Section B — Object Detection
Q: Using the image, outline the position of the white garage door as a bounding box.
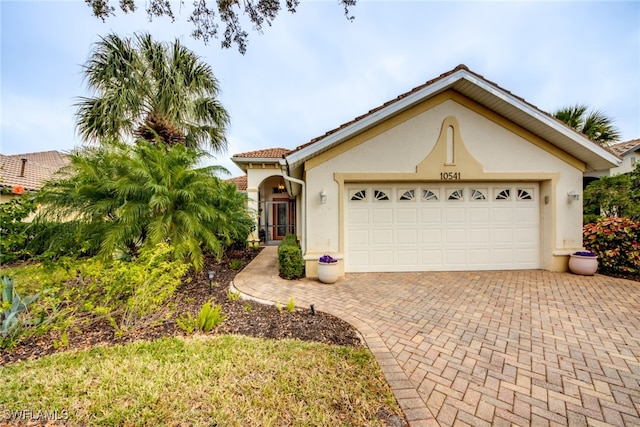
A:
[345,183,540,272]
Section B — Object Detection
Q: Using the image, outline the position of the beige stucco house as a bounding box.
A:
[231,65,620,277]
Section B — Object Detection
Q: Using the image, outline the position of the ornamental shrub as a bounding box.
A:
[0,197,36,264]
[583,217,640,274]
[278,235,304,279]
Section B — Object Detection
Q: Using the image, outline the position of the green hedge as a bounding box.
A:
[278,234,304,280]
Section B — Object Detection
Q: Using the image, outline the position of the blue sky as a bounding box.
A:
[1,0,639,176]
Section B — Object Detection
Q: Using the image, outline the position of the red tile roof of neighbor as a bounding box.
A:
[232,148,291,159]
[227,175,247,191]
[0,151,70,191]
[609,139,640,156]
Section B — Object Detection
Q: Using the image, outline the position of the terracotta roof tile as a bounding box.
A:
[608,139,640,156]
[232,148,291,159]
[0,151,70,191]
[227,175,247,191]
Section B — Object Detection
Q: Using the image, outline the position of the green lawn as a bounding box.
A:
[1,334,402,426]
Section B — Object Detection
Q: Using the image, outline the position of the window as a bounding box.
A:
[517,189,533,201]
[447,189,464,201]
[399,190,415,201]
[422,189,439,201]
[374,190,390,201]
[495,189,511,201]
[470,189,486,200]
[350,190,366,201]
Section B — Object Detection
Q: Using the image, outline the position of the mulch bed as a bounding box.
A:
[3,252,637,367]
[1,248,362,366]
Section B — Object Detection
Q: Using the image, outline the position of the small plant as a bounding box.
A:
[176,313,197,334]
[229,259,244,270]
[244,302,252,312]
[573,251,597,257]
[285,297,295,313]
[278,234,304,279]
[196,301,227,333]
[2,275,42,337]
[227,288,241,302]
[275,301,282,312]
[319,254,337,263]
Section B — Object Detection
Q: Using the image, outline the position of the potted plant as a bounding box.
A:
[568,251,598,276]
[318,254,339,284]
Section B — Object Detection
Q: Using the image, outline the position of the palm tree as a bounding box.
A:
[75,33,229,153]
[36,141,254,271]
[553,104,621,146]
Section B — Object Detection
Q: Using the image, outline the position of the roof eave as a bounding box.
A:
[284,68,621,172]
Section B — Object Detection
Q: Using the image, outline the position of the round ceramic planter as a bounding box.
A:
[568,254,598,276]
[317,261,339,284]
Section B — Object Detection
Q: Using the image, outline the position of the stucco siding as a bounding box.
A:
[304,97,585,271]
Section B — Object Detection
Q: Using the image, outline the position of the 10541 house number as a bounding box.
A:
[440,172,461,180]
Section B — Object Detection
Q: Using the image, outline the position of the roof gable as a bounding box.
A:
[284,65,620,173]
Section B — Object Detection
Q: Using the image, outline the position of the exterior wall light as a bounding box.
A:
[320,190,327,204]
[567,191,580,204]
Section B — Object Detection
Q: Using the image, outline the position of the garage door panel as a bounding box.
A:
[346,183,540,272]
[468,207,490,222]
[372,229,393,244]
[468,249,491,266]
[492,207,513,222]
[397,250,418,266]
[446,250,467,265]
[348,229,369,245]
[469,228,490,243]
[373,208,393,224]
[445,207,466,223]
[397,208,418,223]
[515,227,537,244]
[421,250,443,266]
[420,208,442,223]
[373,251,395,266]
[422,229,442,244]
[445,229,466,244]
[492,228,513,243]
[397,229,418,244]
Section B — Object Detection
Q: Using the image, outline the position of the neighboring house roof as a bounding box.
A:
[227,175,247,191]
[231,148,292,172]
[284,64,621,173]
[0,150,70,191]
[609,139,640,157]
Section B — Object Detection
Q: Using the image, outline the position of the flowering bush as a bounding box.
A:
[319,254,337,263]
[583,217,640,274]
[573,251,597,257]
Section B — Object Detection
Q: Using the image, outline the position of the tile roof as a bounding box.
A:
[0,151,70,191]
[232,148,291,159]
[227,175,247,191]
[608,139,640,156]
[290,64,560,155]
[287,64,609,160]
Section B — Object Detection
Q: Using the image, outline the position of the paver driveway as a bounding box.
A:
[233,247,640,426]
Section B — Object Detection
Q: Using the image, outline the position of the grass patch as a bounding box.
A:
[1,335,400,426]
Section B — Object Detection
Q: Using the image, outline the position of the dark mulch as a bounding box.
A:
[1,248,362,366]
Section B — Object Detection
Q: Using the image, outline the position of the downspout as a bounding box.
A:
[279,159,305,255]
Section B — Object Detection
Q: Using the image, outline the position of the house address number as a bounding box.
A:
[440,172,461,180]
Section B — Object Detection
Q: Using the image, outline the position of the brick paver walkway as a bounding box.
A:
[233,247,640,426]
